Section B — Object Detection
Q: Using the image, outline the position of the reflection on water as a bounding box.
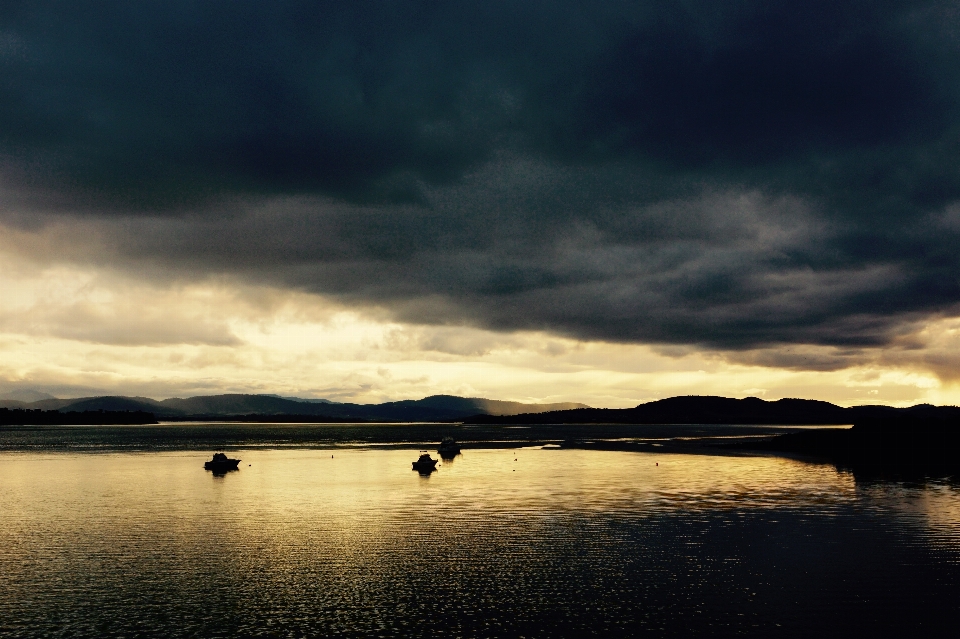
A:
[1,448,959,637]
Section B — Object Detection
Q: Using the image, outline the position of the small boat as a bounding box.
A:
[412,453,438,473]
[204,452,241,473]
[437,436,461,458]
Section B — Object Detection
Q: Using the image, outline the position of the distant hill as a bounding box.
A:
[53,396,166,413]
[463,395,960,425]
[158,394,320,416]
[0,398,76,411]
[0,393,590,422]
[0,389,56,402]
[277,396,337,404]
[2,393,957,425]
[382,395,587,416]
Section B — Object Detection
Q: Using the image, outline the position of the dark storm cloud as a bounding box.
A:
[2,1,960,351]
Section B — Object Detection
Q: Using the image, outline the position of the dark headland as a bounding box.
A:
[0,393,588,423]
[465,396,960,478]
[744,419,960,478]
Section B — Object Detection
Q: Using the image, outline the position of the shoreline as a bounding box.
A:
[2,420,957,481]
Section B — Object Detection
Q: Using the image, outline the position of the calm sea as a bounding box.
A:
[1,424,958,637]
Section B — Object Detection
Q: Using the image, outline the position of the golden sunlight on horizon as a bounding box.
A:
[1,253,960,406]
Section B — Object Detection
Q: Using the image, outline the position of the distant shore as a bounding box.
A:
[2,405,957,480]
[0,408,158,426]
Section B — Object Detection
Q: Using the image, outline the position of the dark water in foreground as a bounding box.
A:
[1,425,959,637]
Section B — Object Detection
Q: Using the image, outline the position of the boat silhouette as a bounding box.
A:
[437,436,461,458]
[412,453,438,473]
[204,452,241,473]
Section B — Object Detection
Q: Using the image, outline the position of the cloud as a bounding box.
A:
[0,300,240,346]
[1,1,960,355]
[0,260,244,346]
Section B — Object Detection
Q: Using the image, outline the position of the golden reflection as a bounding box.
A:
[2,448,960,637]
[0,448,859,532]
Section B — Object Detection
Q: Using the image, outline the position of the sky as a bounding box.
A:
[2,1,960,407]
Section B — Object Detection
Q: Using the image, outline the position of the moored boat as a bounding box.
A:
[204,452,241,472]
[412,453,438,473]
[437,436,461,457]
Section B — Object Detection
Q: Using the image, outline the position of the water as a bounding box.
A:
[0,421,823,452]
[1,427,959,637]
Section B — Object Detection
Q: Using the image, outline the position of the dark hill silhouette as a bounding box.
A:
[385,395,586,416]
[58,396,166,413]
[4,393,956,427]
[463,395,960,425]
[0,393,589,422]
[158,394,317,416]
[462,396,843,424]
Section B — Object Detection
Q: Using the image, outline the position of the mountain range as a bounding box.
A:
[0,394,589,422]
[3,393,958,425]
[463,395,960,425]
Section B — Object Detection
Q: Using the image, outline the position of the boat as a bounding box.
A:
[437,436,461,458]
[412,453,438,473]
[204,452,241,473]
